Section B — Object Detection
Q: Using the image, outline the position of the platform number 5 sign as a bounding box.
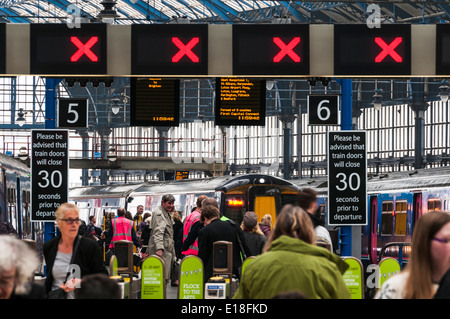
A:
[57,98,88,128]
[307,95,340,125]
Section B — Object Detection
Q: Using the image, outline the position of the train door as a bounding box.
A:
[248,185,280,226]
[254,195,276,228]
[369,195,378,264]
[413,192,422,229]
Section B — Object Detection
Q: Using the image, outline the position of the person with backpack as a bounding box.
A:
[86,216,103,247]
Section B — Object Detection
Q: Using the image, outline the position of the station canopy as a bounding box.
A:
[0,0,449,24]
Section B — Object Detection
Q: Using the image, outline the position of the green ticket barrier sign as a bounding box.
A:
[342,257,364,299]
[379,257,401,288]
[241,257,256,279]
[110,255,118,277]
[141,255,166,299]
[178,256,204,299]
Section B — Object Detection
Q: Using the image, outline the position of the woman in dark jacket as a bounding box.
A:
[43,203,107,298]
[241,211,266,256]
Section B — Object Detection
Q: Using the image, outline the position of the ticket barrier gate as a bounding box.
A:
[109,240,135,298]
[205,241,238,299]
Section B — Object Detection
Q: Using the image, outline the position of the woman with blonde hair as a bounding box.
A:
[234,204,350,299]
[259,214,272,238]
[376,211,450,299]
[241,211,266,256]
[44,203,107,298]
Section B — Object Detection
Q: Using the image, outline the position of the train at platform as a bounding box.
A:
[68,167,450,268]
[4,152,450,277]
[0,153,44,258]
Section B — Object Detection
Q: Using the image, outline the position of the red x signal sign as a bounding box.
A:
[172,37,199,63]
[273,37,301,63]
[374,37,403,63]
[70,36,99,62]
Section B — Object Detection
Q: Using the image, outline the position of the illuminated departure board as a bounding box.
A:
[215,78,265,126]
[130,78,180,127]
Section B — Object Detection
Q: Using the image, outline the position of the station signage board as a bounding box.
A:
[130,77,180,127]
[215,77,266,126]
[232,24,309,75]
[436,24,450,75]
[57,98,88,129]
[307,94,340,125]
[334,24,411,76]
[131,24,208,75]
[176,171,189,180]
[141,255,165,299]
[328,131,367,226]
[30,24,107,75]
[31,130,69,222]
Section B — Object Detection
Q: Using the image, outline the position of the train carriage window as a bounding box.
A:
[395,200,407,236]
[381,201,394,236]
[428,199,442,212]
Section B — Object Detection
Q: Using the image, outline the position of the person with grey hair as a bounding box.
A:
[44,203,107,299]
[147,194,176,282]
[0,235,43,299]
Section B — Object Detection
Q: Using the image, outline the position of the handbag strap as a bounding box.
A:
[227,220,247,260]
[64,235,81,283]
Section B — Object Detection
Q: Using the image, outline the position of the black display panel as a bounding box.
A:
[436,24,450,75]
[130,78,180,127]
[334,24,411,76]
[57,98,88,129]
[131,24,208,75]
[0,23,5,74]
[307,95,340,125]
[215,77,265,126]
[30,24,107,75]
[232,24,309,75]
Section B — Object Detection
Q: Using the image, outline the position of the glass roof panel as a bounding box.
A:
[0,0,449,24]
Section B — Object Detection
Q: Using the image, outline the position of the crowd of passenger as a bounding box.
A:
[1,187,450,299]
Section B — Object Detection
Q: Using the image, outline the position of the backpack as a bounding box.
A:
[78,220,87,236]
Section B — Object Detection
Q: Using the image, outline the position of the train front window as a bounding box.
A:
[223,195,247,225]
[280,194,297,207]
